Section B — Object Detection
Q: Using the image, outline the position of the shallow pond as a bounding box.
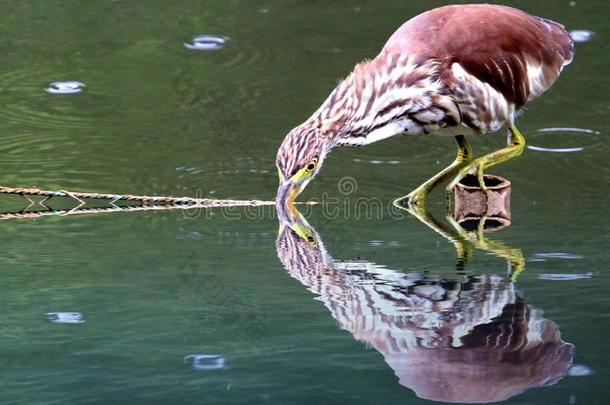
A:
[0,1,608,404]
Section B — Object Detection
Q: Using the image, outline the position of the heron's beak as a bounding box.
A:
[276,179,302,207]
[276,201,318,247]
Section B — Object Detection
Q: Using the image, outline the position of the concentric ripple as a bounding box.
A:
[0,68,99,130]
[46,312,85,324]
[568,364,594,377]
[527,127,600,153]
[538,273,593,281]
[45,81,85,94]
[175,157,272,179]
[184,35,229,51]
[529,252,584,261]
[183,354,226,370]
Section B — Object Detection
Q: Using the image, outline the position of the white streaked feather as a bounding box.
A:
[525,61,547,100]
[451,62,513,131]
[337,121,408,146]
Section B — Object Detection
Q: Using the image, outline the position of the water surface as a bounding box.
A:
[0,1,609,404]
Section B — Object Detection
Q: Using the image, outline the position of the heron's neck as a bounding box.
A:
[308,53,456,147]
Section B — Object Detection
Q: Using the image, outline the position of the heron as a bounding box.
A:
[275,4,574,207]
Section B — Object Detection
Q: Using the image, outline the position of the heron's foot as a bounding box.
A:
[406,187,429,208]
[395,135,474,211]
[446,159,488,192]
[393,187,429,212]
[447,125,526,193]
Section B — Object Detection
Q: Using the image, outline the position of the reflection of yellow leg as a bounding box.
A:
[394,135,473,209]
[445,215,525,281]
[455,239,473,271]
[399,201,475,269]
[447,125,525,191]
[400,195,525,280]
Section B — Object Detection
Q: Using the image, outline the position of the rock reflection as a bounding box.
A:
[276,207,573,403]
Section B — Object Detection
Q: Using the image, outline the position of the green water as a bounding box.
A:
[1,1,609,404]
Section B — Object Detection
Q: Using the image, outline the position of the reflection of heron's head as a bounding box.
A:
[276,205,319,248]
[276,205,333,284]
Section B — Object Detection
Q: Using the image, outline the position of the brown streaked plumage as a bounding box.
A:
[275,4,574,207]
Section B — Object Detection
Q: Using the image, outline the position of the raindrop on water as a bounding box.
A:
[568,364,594,377]
[184,354,226,370]
[45,81,85,94]
[538,273,593,281]
[184,35,229,51]
[46,312,85,324]
[527,146,584,153]
[528,127,599,154]
[537,127,599,134]
[530,252,584,261]
[570,30,595,43]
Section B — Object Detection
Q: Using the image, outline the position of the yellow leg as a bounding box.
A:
[394,135,473,209]
[446,125,525,192]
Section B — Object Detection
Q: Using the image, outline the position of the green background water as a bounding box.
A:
[0,0,608,404]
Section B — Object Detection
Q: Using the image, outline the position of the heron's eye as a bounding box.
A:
[305,157,318,172]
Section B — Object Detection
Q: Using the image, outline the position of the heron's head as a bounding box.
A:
[275,124,331,206]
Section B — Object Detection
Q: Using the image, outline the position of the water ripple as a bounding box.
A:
[527,127,600,154]
[527,146,584,153]
[353,158,402,165]
[568,364,594,376]
[537,127,600,134]
[538,273,593,281]
[169,30,268,126]
[174,157,271,179]
[183,354,226,370]
[570,30,595,43]
[45,81,85,94]
[184,35,229,51]
[46,312,85,324]
[0,69,99,130]
[530,252,584,261]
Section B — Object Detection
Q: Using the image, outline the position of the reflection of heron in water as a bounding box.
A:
[276,207,573,403]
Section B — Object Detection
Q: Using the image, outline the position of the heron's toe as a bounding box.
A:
[393,190,427,212]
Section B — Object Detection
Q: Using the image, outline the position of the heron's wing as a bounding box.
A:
[383,4,574,108]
